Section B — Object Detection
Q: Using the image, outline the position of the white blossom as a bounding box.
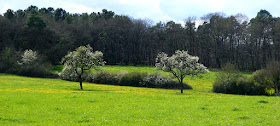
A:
[61,45,105,89]
[18,49,37,65]
[156,50,208,93]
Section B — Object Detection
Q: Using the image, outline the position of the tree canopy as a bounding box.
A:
[156,50,208,93]
[1,5,280,71]
[62,45,105,89]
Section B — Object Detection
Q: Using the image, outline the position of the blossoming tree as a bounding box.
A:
[62,45,105,90]
[156,50,208,93]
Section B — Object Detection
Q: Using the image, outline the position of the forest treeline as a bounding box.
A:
[1,5,280,71]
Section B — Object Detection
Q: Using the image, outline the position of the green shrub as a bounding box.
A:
[235,76,267,95]
[213,69,270,95]
[163,81,192,89]
[212,77,230,93]
[92,70,119,84]
[82,72,94,82]
[264,61,280,95]
[251,70,271,86]
[119,72,148,87]
[18,63,54,77]
[114,71,128,84]
[212,62,270,95]
[0,47,19,73]
[15,49,55,77]
[235,76,254,95]
[141,73,168,88]
[91,71,192,89]
[250,70,272,95]
[0,48,56,77]
[213,73,241,94]
[141,73,192,89]
[59,65,78,81]
[59,65,93,81]
[213,63,241,93]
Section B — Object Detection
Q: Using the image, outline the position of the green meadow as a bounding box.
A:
[1,66,280,125]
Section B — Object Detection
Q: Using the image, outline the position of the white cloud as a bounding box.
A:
[161,15,173,22]
[0,4,10,14]
[194,20,205,28]
[177,20,185,27]
[113,0,164,23]
[1,0,280,23]
[119,0,160,5]
[62,2,95,13]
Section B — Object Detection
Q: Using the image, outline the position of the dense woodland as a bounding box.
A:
[1,5,280,71]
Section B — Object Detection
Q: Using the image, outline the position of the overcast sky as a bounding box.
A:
[1,0,280,24]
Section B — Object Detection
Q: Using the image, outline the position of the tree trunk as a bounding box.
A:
[79,68,84,90]
[180,75,184,94]
[275,84,278,96]
[80,81,83,90]
[180,79,183,94]
[79,75,83,90]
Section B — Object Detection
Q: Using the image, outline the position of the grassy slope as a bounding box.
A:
[0,66,279,125]
[102,65,216,92]
[53,65,215,92]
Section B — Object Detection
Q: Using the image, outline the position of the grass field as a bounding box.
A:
[1,66,280,125]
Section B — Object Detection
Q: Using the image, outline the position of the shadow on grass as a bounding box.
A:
[238,116,250,120]
[71,89,113,92]
[258,100,269,104]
